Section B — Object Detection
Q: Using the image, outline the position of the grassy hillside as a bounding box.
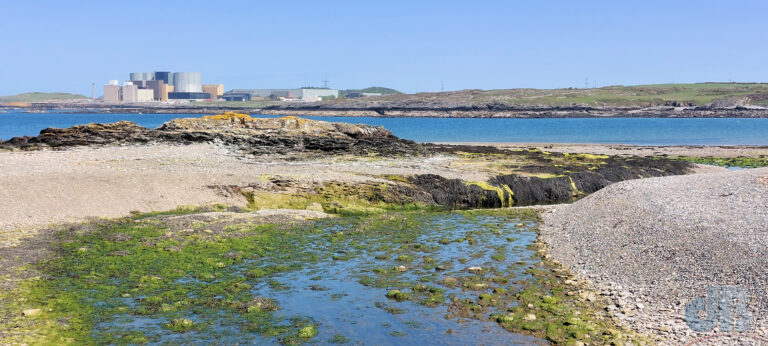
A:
[472,83,768,107]
[358,86,401,95]
[0,92,87,103]
[342,87,402,95]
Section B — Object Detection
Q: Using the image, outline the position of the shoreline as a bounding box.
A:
[8,102,768,118]
[434,142,768,158]
[1,114,764,343]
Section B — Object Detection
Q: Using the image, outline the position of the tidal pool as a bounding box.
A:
[89,212,547,344]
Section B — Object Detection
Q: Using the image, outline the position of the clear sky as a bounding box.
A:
[1,0,767,96]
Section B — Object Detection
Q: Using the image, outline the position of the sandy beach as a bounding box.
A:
[0,143,486,247]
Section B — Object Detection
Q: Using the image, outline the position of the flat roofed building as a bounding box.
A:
[146,80,167,101]
[228,89,301,99]
[202,84,223,99]
[122,84,138,103]
[103,85,121,103]
[299,88,339,101]
[137,89,154,102]
[168,92,211,100]
[222,93,251,102]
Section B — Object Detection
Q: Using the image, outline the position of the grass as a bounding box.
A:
[675,155,768,168]
[0,92,87,103]
[477,82,768,107]
[329,82,768,108]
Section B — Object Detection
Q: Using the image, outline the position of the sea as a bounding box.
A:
[1,111,768,145]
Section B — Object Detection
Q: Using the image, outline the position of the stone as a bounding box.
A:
[306,202,324,212]
[22,308,41,317]
[523,314,537,321]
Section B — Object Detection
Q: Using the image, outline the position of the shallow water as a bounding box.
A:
[93,213,546,344]
[3,111,768,145]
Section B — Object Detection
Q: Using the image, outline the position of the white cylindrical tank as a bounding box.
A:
[173,72,202,92]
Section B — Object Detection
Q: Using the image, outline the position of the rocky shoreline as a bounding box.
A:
[1,113,764,344]
[0,113,698,245]
[14,101,768,118]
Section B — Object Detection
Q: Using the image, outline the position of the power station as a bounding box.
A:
[103,71,222,103]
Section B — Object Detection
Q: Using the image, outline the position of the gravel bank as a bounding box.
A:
[540,168,768,343]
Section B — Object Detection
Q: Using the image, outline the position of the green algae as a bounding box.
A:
[0,205,644,345]
[675,155,768,168]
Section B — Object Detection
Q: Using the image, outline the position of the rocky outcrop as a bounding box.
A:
[0,121,153,149]
[405,153,691,208]
[0,113,422,155]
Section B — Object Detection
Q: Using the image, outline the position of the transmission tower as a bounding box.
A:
[322,78,329,89]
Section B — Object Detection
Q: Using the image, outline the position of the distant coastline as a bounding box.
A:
[4,102,768,118]
[6,83,768,118]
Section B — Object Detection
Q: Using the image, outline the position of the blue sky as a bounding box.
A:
[1,0,767,96]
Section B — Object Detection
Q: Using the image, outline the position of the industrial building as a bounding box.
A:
[202,84,224,100]
[222,88,338,102]
[173,72,202,92]
[122,83,138,103]
[168,92,211,100]
[300,88,339,101]
[103,81,121,103]
[103,71,222,103]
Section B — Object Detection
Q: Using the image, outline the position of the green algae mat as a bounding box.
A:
[0,208,646,345]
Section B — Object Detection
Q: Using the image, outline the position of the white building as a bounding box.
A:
[137,89,154,102]
[122,82,138,103]
[298,88,338,101]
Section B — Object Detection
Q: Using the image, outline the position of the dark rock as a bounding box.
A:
[0,113,424,156]
[409,174,502,209]
[0,121,152,150]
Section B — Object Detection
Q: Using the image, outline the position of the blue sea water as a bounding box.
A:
[1,111,768,145]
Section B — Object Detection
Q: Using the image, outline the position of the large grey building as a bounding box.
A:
[173,72,202,92]
[153,71,173,84]
[129,72,154,81]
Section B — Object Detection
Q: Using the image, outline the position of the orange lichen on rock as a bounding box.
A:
[203,112,254,120]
